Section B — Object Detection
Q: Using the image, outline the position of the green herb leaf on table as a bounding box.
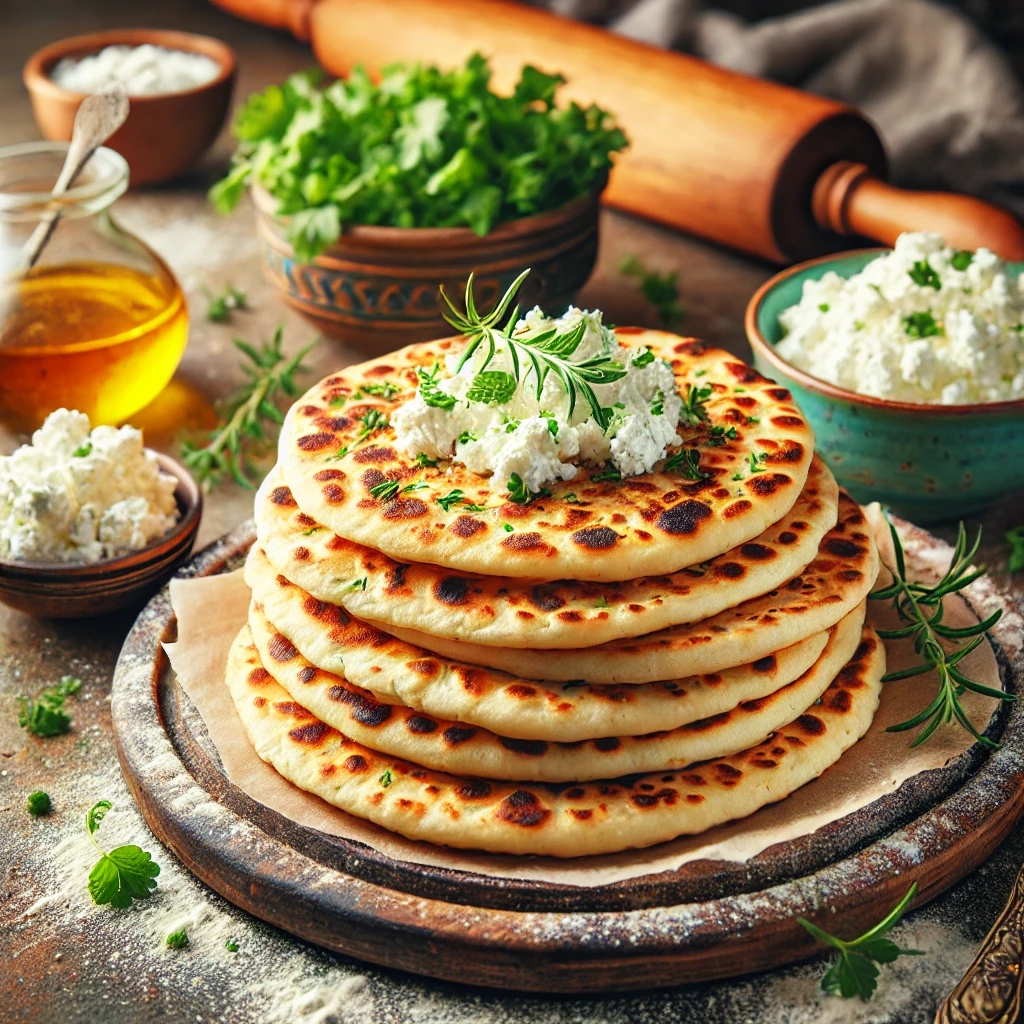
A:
[442,269,627,430]
[86,800,160,909]
[871,517,1012,748]
[798,883,923,1001]
[27,791,51,816]
[166,930,189,950]
[206,284,248,323]
[211,55,627,257]
[181,327,317,491]
[18,675,82,738]
[225,939,240,952]
[620,255,685,328]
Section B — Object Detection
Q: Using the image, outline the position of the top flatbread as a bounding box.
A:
[254,456,838,649]
[278,331,815,582]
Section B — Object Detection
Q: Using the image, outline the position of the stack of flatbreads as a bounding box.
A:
[228,331,885,858]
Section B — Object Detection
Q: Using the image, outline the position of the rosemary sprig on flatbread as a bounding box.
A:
[871,518,1011,749]
[440,269,628,428]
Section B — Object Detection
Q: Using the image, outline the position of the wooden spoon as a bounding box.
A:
[16,84,130,275]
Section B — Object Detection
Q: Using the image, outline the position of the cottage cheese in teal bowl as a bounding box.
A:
[745,248,1024,523]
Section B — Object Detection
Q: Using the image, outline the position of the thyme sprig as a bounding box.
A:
[181,327,317,490]
[871,517,1011,749]
[440,270,627,428]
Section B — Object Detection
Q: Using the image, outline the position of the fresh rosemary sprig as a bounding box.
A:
[181,327,317,490]
[871,517,1011,748]
[798,883,923,1001]
[440,269,627,428]
[663,448,707,481]
[680,384,712,428]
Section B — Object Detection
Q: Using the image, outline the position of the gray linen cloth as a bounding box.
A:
[540,0,1024,213]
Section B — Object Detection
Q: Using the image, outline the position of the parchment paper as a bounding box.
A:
[162,514,1003,886]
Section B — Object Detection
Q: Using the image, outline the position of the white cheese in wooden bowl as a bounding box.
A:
[776,232,1024,405]
[50,45,220,97]
[391,306,683,493]
[0,409,179,564]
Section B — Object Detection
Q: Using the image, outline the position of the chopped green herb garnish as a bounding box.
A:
[593,597,609,609]
[620,254,685,328]
[853,321,865,331]
[591,468,622,483]
[86,800,160,908]
[902,311,942,338]
[746,416,760,424]
[694,369,707,377]
[206,284,248,322]
[732,472,743,481]
[734,387,746,393]
[358,408,389,438]
[369,479,401,501]
[415,452,439,469]
[539,410,559,439]
[798,883,923,1001]
[327,444,351,462]
[225,939,239,952]
[506,473,551,504]
[707,425,739,447]
[356,381,400,400]
[503,415,521,433]
[466,370,517,405]
[908,259,941,290]
[73,442,93,458]
[503,523,514,532]
[748,452,768,473]
[562,493,581,503]
[436,489,468,512]
[27,791,51,816]
[379,770,393,788]
[417,364,458,411]
[631,347,655,367]
[402,482,428,493]
[343,577,368,592]
[18,676,82,738]
[664,448,708,481]
[457,430,479,444]
[302,526,323,536]
[818,303,829,312]
[329,394,348,408]
[650,390,665,417]
[166,930,190,950]
[950,250,974,272]
[680,384,712,428]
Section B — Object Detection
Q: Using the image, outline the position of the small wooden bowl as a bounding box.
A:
[251,184,602,353]
[0,453,202,619]
[745,249,1024,523]
[23,29,236,187]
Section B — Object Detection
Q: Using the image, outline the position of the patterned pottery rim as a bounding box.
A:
[745,248,1024,417]
[250,181,603,253]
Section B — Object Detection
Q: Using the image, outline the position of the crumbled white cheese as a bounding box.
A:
[391,307,682,492]
[0,409,180,564]
[775,232,1024,404]
[50,45,220,97]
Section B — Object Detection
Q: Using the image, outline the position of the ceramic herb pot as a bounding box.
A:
[746,249,1024,523]
[251,184,602,353]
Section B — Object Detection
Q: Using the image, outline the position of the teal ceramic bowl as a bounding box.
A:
[745,249,1024,523]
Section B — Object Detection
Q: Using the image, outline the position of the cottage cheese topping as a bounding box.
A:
[50,45,220,97]
[391,307,682,493]
[0,410,179,564]
[776,233,1024,404]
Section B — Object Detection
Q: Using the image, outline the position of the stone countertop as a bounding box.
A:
[2,2,1024,1022]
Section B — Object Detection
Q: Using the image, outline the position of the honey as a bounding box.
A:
[0,259,188,431]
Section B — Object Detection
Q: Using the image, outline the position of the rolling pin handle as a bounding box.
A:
[812,160,1024,260]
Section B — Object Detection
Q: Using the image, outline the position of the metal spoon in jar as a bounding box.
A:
[16,84,130,275]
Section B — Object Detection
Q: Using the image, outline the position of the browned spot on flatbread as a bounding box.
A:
[725,362,765,384]
[442,725,476,746]
[748,473,790,497]
[313,469,344,482]
[569,808,593,820]
[382,498,428,520]
[557,610,582,623]
[296,432,335,452]
[766,387,792,401]
[722,499,753,519]
[270,486,295,507]
[353,445,396,464]
[506,684,537,698]
[796,714,826,736]
[528,583,565,612]
[407,659,439,676]
[292,546,311,561]
[289,721,330,745]
[450,514,485,538]
[433,576,470,606]
[570,525,619,550]
[456,780,492,800]
[823,537,864,558]
[714,763,743,785]
[496,791,550,827]
[321,483,345,503]
[594,736,621,752]
[502,531,544,551]
[778,531,798,544]
[772,415,805,428]
[343,754,369,773]
[657,499,713,535]
[247,667,271,686]
[499,736,549,756]
[713,562,745,579]
[752,654,777,673]
[407,716,438,733]
[327,686,392,727]
[268,634,298,662]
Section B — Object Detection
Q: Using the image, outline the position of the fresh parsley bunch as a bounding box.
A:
[210,55,627,260]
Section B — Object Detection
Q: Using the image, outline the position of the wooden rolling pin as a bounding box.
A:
[211,0,1024,263]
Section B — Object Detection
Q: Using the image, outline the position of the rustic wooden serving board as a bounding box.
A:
[110,521,1024,993]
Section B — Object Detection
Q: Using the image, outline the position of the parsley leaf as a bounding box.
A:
[631,347,655,367]
[417,365,458,411]
[379,769,393,788]
[27,791,51,816]
[591,468,622,483]
[166,930,190,950]
[466,370,517,405]
[707,425,738,447]
[85,801,160,909]
[415,452,440,469]
[902,312,942,338]
[908,259,941,290]
[950,249,974,272]
[798,883,923,1001]
[620,255,685,328]
[73,442,92,458]
[436,489,468,512]
[507,473,551,504]
[18,676,82,738]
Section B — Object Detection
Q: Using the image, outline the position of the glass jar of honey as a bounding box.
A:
[0,142,188,431]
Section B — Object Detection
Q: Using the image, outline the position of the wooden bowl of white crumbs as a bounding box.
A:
[0,453,201,619]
